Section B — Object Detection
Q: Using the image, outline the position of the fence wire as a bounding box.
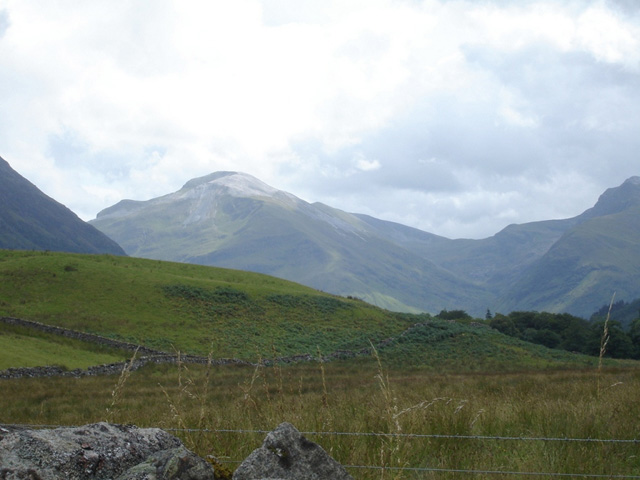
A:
[165,427,639,444]
[4,424,640,478]
[172,427,640,478]
[341,465,640,478]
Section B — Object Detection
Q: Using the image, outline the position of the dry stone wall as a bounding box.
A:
[0,316,453,380]
[0,316,163,355]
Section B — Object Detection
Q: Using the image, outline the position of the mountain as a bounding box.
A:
[91,172,640,317]
[0,156,126,255]
[494,177,640,318]
[358,176,640,317]
[91,171,489,313]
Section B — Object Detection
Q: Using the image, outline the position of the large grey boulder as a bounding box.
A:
[0,422,217,480]
[232,422,353,480]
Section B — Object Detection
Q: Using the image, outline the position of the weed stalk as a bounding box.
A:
[597,292,615,398]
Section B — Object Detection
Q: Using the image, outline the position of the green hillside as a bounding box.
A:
[0,322,128,370]
[0,249,412,361]
[497,206,640,317]
[370,320,605,370]
[90,172,640,319]
[0,249,622,372]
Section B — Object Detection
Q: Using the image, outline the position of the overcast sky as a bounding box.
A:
[1,0,639,239]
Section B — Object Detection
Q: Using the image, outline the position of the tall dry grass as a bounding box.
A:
[596,293,615,398]
[1,360,639,479]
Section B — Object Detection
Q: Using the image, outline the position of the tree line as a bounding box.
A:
[489,311,640,359]
[435,308,640,360]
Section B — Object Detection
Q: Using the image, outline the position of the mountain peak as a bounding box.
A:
[181,171,284,199]
[622,176,640,186]
[181,172,300,204]
[582,175,640,219]
[181,171,238,190]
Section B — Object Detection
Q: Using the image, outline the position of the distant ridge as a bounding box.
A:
[91,171,640,317]
[0,156,126,255]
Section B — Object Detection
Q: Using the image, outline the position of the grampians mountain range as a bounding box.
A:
[85,169,640,318]
[2,154,638,318]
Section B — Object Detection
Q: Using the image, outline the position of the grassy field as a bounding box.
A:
[1,249,639,478]
[1,361,638,479]
[0,249,411,360]
[0,321,128,370]
[0,249,624,372]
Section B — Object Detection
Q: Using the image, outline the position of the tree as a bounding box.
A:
[524,328,562,349]
[436,309,472,321]
[630,318,640,359]
[588,320,634,359]
[489,314,517,336]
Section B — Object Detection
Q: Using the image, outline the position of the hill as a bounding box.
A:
[591,297,640,329]
[496,205,640,317]
[0,249,609,371]
[0,249,413,360]
[492,177,640,317]
[90,172,488,314]
[90,172,640,317]
[0,156,126,255]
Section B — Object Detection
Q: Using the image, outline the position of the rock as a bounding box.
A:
[117,445,218,480]
[0,422,217,480]
[232,422,353,480]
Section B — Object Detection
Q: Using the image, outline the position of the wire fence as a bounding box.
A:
[194,428,640,478]
[166,427,640,444]
[5,424,640,478]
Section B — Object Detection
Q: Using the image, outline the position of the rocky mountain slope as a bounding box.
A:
[90,172,640,317]
[0,156,126,255]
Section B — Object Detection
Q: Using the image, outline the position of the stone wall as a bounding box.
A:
[0,316,456,380]
[0,316,163,355]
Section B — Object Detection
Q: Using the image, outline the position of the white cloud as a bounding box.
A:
[355,154,381,172]
[0,0,639,238]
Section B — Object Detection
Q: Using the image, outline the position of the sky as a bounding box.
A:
[1,0,639,239]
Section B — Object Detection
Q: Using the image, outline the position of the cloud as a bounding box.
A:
[0,0,639,238]
[0,8,8,38]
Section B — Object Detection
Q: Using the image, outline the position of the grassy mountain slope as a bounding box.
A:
[0,156,126,255]
[0,249,612,372]
[90,171,640,318]
[357,213,576,293]
[187,201,491,314]
[0,249,413,359]
[497,206,640,317]
[91,172,490,314]
[359,177,640,316]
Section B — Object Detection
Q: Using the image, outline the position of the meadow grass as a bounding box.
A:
[0,250,412,359]
[0,322,129,370]
[1,249,618,373]
[1,360,638,479]
[2,249,639,478]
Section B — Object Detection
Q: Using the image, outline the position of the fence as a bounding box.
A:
[176,428,640,478]
[5,424,639,478]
